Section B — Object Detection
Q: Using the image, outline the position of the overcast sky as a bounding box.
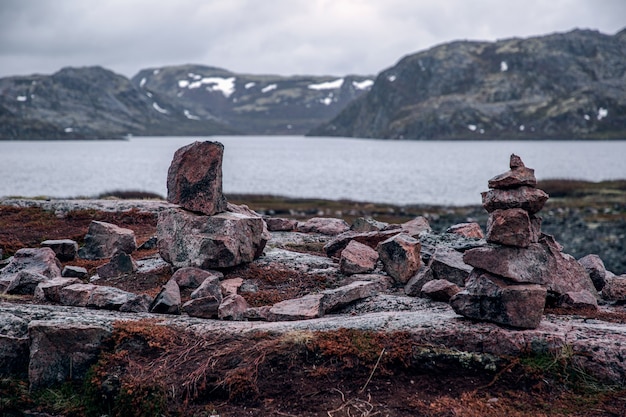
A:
[0,0,624,79]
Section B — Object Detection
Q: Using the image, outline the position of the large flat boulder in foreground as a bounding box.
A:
[157,208,267,269]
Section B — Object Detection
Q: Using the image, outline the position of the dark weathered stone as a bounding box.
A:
[481,186,549,214]
[486,209,540,247]
[34,277,82,303]
[463,235,597,297]
[324,229,401,259]
[488,161,537,189]
[166,141,227,216]
[78,221,137,260]
[404,264,435,296]
[450,270,547,329]
[268,294,325,321]
[428,247,472,287]
[602,274,626,302]
[61,265,88,279]
[59,283,97,307]
[150,279,181,315]
[339,240,379,275]
[87,286,138,310]
[320,281,380,313]
[157,208,266,269]
[120,294,154,313]
[190,275,223,303]
[558,290,598,310]
[351,217,392,233]
[96,251,138,279]
[420,279,461,302]
[172,267,222,289]
[182,296,221,319]
[41,239,78,262]
[377,233,421,284]
[578,254,607,291]
[5,271,49,295]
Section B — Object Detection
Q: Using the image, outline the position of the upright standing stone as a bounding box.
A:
[166,141,227,215]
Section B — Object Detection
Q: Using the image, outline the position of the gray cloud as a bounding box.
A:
[0,0,624,78]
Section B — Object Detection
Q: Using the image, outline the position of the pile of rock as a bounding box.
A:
[450,155,597,329]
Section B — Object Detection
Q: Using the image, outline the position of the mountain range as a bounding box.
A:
[1,28,624,140]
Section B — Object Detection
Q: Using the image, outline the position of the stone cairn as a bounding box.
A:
[157,141,268,270]
[450,154,597,329]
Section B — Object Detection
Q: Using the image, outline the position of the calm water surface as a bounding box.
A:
[1,136,625,206]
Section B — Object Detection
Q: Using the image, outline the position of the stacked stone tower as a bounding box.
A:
[451,154,597,329]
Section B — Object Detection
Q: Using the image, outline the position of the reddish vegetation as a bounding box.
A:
[3,204,626,416]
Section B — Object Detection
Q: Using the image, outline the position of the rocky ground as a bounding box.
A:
[1,180,625,417]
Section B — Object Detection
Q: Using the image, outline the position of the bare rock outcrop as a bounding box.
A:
[0,248,62,294]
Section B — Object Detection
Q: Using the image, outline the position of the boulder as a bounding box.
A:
[481,186,549,214]
[265,217,298,232]
[137,236,158,250]
[95,251,138,279]
[296,217,350,236]
[351,217,392,232]
[404,264,435,296]
[59,283,97,307]
[166,140,227,215]
[182,296,221,319]
[5,271,49,295]
[220,278,243,297]
[485,209,541,247]
[462,235,597,297]
[558,290,598,310]
[87,286,138,310]
[150,279,181,314]
[428,247,472,287]
[377,234,421,284]
[324,229,401,259]
[190,275,223,302]
[28,320,111,389]
[78,221,137,260]
[218,294,249,320]
[0,334,29,376]
[119,294,154,313]
[450,270,547,329]
[172,267,222,289]
[578,254,607,291]
[0,248,61,293]
[602,274,626,302]
[420,279,461,302]
[41,239,78,261]
[33,277,81,303]
[446,222,484,239]
[62,265,88,279]
[157,208,267,269]
[339,240,379,275]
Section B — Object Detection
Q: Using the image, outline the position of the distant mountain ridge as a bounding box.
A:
[309,28,626,139]
[0,64,373,140]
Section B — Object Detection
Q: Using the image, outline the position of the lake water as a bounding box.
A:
[1,136,625,206]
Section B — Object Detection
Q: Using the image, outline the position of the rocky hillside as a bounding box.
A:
[0,66,237,140]
[0,64,373,139]
[131,64,374,135]
[309,28,626,139]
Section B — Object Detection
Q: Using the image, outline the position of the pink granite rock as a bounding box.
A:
[339,240,379,275]
[166,141,227,215]
[487,154,537,189]
[377,233,421,284]
[265,217,298,232]
[172,267,223,289]
[150,279,181,315]
[0,247,62,293]
[446,222,484,239]
[485,208,541,247]
[78,221,137,260]
[420,279,461,302]
[481,186,549,214]
[95,251,138,279]
[558,290,598,310]
[218,294,249,320]
[297,217,350,236]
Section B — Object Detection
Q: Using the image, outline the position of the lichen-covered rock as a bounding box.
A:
[0,248,62,293]
[157,207,266,269]
[87,286,138,310]
[377,233,422,284]
[266,217,298,232]
[59,283,97,307]
[166,140,227,216]
[34,277,81,303]
[78,221,137,260]
[339,240,379,275]
[578,254,608,291]
[150,279,181,315]
[602,274,626,302]
[428,247,472,287]
[404,264,435,296]
[351,217,393,233]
